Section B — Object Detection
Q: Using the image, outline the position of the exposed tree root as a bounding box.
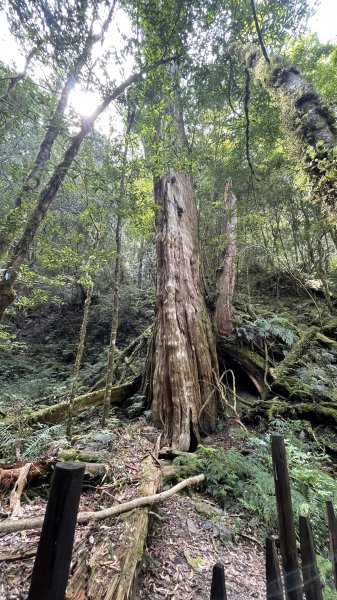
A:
[0,473,205,534]
[217,338,269,398]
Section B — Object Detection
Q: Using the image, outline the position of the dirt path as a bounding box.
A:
[137,494,265,599]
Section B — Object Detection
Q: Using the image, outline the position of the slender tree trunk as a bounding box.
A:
[0,56,174,319]
[137,241,146,289]
[0,9,116,259]
[215,179,237,335]
[66,279,93,439]
[0,47,35,115]
[101,109,135,426]
[101,214,122,427]
[151,170,219,451]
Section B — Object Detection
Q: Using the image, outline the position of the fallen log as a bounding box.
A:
[0,473,205,535]
[0,459,112,493]
[87,453,162,600]
[23,377,140,426]
[0,460,50,492]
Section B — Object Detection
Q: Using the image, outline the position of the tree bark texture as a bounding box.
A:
[267,63,337,214]
[152,170,219,451]
[215,179,237,336]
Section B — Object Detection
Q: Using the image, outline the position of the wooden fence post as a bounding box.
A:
[266,537,284,600]
[326,501,337,591]
[210,562,227,600]
[28,462,84,600]
[299,515,323,600]
[271,435,303,600]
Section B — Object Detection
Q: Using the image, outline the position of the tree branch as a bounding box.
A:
[0,473,204,534]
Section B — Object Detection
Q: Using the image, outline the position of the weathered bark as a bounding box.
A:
[67,280,93,438]
[84,454,162,600]
[0,459,109,494]
[215,179,237,335]
[0,460,49,493]
[152,170,219,451]
[0,56,175,318]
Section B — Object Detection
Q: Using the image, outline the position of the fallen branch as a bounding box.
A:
[9,462,32,516]
[0,474,205,535]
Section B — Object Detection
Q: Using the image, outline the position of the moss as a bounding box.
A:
[316,332,337,349]
[273,326,317,383]
[294,403,337,426]
[266,397,287,420]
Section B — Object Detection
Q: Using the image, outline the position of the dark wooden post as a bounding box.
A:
[326,501,337,591]
[28,463,84,600]
[299,515,323,600]
[210,562,227,600]
[266,537,284,600]
[271,435,303,600]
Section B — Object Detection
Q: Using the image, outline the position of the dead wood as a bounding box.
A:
[87,454,162,600]
[0,459,111,495]
[0,460,49,492]
[20,377,140,426]
[0,545,37,561]
[9,462,32,515]
[0,474,205,534]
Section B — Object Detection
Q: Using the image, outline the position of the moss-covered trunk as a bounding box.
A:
[264,62,337,215]
[151,170,219,451]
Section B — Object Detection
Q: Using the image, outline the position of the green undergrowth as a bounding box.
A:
[174,420,337,546]
[174,419,337,596]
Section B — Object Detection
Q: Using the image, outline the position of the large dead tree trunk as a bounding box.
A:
[151,170,219,451]
[215,179,237,335]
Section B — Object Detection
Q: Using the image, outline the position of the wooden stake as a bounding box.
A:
[271,435,303,600]
[327,501,337,591]
[210,563,227,600]
[299,515,323,600]
[28,463,84,600]
[266,537,284,600]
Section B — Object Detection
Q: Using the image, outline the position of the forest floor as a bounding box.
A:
[0,416,265,600]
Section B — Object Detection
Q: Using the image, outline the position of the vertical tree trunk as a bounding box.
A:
[0,11,116,259]
[265,63,337,214]
[152,170,219,451]
[0,59,171,319]
[101,214,122,427]
[215,179,237,336]
[101,108,135,426]
[67,279,93,439]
